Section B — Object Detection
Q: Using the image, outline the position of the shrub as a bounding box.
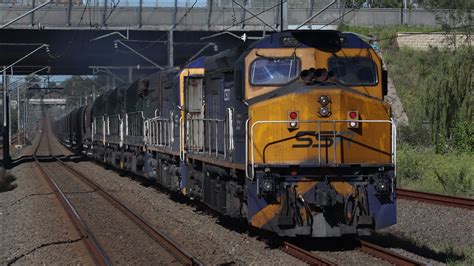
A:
[397,145,474,197]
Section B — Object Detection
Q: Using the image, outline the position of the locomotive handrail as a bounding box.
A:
[247,119,396,181]
[186,117,225,157]
[185,108,234,160]
[125,112,145,146]
[92,116,106,145]
[180,116,185,162]
[144,115,173,148]
[106,114,121,135]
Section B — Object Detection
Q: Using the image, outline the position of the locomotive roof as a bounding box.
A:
[251,30,371,50]
[184,56,206,68]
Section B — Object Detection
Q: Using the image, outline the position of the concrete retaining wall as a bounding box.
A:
[397,32,471,50]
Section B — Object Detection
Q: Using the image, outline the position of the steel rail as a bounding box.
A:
[55,158,202,266]
[33,129,111,265]
[281,242,336,266]
[355,238,424,265]
[397,188,474,210]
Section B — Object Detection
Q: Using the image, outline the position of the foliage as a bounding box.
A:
[60,76,110,107]
[397,145,473,196]
[345,0,402,8]
[385,47,474,151]
[421,0,473,48]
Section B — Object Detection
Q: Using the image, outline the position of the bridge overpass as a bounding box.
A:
[1,0,441,76]
[1,0,438,31]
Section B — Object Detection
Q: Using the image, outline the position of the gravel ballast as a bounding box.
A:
[375,199,474,264]
[0,163,92,265]
[40,162,180,265]
[67,161,307,265]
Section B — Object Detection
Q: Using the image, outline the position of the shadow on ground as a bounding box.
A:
[0,171,17,192]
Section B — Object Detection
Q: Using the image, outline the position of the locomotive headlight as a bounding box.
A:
[319,106,330,117]
[374,178,391,197]
[262,180,273,192]
[319,95,330,106]
[260,177,276,197]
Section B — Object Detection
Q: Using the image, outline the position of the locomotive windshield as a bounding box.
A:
[250,57,300,85]
[328,57,378,86]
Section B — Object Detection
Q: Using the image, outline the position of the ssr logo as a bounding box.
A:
[292,131,355,148]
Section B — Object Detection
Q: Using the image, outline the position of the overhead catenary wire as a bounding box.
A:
[170,0,198,30]
[113,0,199,55]
[223,0,288,32]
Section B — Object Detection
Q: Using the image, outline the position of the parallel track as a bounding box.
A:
[281,242,336,266]
[55,158,202,265]
[34,119,202,265]
[397,188,474,210]
[33,121,111,265]
[355,238,424,265]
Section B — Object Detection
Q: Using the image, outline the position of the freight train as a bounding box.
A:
[53,30,397,237]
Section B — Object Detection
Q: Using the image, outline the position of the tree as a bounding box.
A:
[422,0,473,48]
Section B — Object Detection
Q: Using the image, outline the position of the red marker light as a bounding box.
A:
[289,111,298,120]
[349,111,358,119]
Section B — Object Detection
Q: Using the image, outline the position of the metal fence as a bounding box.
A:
[0,0,335,8]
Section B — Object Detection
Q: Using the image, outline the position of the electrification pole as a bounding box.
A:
[17,82,20,145]
[2,68,10,164]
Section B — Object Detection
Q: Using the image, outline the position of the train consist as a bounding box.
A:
[53,30,397,237]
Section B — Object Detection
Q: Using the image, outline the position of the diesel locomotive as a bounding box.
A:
[53,30,397,237]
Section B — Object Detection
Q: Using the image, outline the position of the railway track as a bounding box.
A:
[280,242,336,266]
[397,188,474,210]
[54,158,202,265]
[33,120,202,265]
[33,121,111,265]
[354,238,424,265]
[33,156,112,265]
[281,238,424,266]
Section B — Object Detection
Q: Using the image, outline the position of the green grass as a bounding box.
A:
[397,145,474,197]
